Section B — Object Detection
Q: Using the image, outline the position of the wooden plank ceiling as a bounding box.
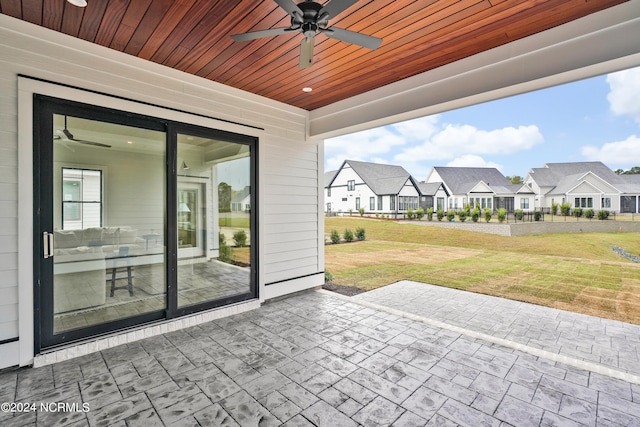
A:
[1,0,628,110]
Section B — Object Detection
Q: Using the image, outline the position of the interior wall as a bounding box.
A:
[0,14,323,369]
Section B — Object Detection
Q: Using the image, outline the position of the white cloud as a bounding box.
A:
[607,67,640,123]
[324,126,406,171]
[581,135,640,165]
[394,123,543,162]
[446,155,503,170]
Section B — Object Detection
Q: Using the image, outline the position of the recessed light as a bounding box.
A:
[302,87,313,93]
[67,0,87,7]
[127,141,133,144]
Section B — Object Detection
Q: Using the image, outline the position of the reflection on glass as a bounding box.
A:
[52,115,166,333]
[177,134,251,308]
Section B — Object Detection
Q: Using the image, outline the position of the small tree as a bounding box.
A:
[233,230,247,247]
[534,210,542,221]
[437,209,445,221]
[355,227,366,240]
[484,208,492,223]
[415,207,425,220]
[515,209,524,220]
[551,202,559,216]
[598,210,609,220]
[471,207,480,222]
[497,208,507,223]
[406,207,415,220]
[573,207,582,218]
[584,208,594,219]
[560,203,571,216]
[447,210,455,222]
[358,207,365,217]
[343,228,354,242]
[458,210,467,222]
[426,207,434,221]
[330,229,340,244]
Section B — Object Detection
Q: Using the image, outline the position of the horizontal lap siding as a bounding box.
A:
[0,15,316,363]
[263,139,320,284]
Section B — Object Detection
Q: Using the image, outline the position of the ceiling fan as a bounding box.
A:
[231,0,382,68]
[53,116,111,148]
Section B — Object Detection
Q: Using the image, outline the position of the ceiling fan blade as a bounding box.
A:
[231,27,293,42]
[323,27,382,50]
[319,0,358,19]
[72,140,112,148]
[273,0,303,18]
[299,37,315,68]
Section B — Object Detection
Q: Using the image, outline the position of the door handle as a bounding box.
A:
[43,232,54,259]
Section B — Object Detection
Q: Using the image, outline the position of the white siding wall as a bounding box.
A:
[0,15,322,368]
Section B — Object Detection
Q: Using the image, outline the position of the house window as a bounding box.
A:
[399,196,418,210]
[347,180,355,191]
[355,197,360,210]
[370,197,375,210]
[390,196,396,211]
[575,197,593,208]
[521,198,529,209]
[602,197,611,208]
[341,197,347,202]
[62,168,102,230]
[327,187,331,197]
[377,196,383,210]
[437,197,444,211]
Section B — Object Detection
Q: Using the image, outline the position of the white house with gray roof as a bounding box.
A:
[325,160,423,215]
[525,162,640,213]
[425,167,536,212]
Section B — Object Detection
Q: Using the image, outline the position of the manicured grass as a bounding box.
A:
[325,217,640,324]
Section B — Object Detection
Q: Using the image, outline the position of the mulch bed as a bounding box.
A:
[322,283,366,297]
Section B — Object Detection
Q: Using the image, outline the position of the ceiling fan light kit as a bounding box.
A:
[231,0,382,68]
[66,0,87,7]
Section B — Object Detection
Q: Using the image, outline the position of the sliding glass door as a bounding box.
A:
[34,96,256,350]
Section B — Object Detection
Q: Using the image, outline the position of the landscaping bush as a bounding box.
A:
[415,207,425,220]
[584,208,594,219]
[447,210,455,222]
[560,202,571,216]
[484,208,492,223]
[437,209,445,221]
[355,227,366,241]
[551,202,559,216]
[406,207,415,220]
[426,207,434,221]
[233,230,247,247]
[515,209,524,220]
[330,229,340,244]
[534,210,542,221]
[358,207,365,217]
[348,209,353,216]
[497,208,507,223]
[458,210,467,222]
[218,233,233,262]
[343,228,354,242]
[598,210,610,220]
[471,207,480,222]
[573,207,582,218]
[324,270,333,284]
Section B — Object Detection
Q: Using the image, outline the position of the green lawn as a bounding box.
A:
[325,217,640,324]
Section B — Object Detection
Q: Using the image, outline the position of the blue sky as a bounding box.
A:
[325,65,640,180]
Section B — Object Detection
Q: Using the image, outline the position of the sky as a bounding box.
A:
[325,65,640,181]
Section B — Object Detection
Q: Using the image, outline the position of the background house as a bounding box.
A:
[525,162,640,213]
[325,160,420,216]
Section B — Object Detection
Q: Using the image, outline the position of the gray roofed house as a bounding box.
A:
[525,162,640,213]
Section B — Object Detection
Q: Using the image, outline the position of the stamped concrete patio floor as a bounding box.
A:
[1,281,640,426]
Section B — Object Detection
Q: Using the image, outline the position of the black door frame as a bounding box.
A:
[33,95,258,352]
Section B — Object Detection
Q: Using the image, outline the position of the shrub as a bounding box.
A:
[343,228,354,242]
[598,210,609,220]
[447,210,455,222]
[458,210,467,222]
[348,209,353,216]
[358,207,365,217]
[355,227,366,241]
[233,230,247,247]
[406,207,415,220]
[218,233,233,262]
[497,208,507,223]
[463,203,471,215]
[573,207,582,218]
[551,202,559,215]
[515,209,524,220]
[324,270,333,284]
[534,210,542,221]
[426,207,434,221]
[437,209,445,221]
[560,203,571,216]
[471,207,480,222]
[415,207,425,220]
[330,229,340,244]
[484,208,492,222]
[584,208,594,219]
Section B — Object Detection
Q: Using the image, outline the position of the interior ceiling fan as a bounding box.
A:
[53,116,111,148]
[231,0,382,68]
